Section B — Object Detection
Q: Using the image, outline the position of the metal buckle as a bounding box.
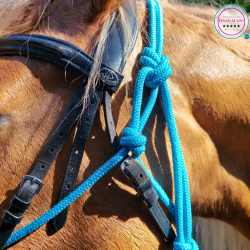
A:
[120,156,133,178]
[20,175,43,194]
[120,156,142,179]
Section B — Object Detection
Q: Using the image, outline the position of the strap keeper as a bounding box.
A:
[135,180,153,197]
[21,175,43,194]
[2,210,24,225]
[143,190,159,207]
[10,195,31,211]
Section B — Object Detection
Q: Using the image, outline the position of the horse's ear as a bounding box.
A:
[83,0,127,23]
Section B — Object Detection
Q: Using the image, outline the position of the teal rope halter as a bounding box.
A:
[5,0,198,249]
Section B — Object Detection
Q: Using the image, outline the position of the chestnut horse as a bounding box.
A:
[0,0,249,249]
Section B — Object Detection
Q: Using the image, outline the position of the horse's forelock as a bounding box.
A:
[0,0,129,37]
[0,0,52,37]
[82,0,129,24]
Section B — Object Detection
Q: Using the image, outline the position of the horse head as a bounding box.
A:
[0,0,249,249]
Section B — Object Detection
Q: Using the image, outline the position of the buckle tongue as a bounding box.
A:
[20,175,43,194]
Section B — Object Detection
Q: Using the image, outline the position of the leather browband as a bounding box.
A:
[0,34,123,93]
[0,1,139,248]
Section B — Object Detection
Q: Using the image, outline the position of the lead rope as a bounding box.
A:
[4,0,198,249]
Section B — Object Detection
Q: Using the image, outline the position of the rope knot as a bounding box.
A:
[173,239,199,250]
[139,47,172,88]
[120,127,147,156]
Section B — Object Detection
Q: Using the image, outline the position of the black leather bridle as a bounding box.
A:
[0,1,138,247]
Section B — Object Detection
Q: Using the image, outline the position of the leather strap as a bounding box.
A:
[99,0,139,152]
[0,80,87,248]
[0,34,123,93]
[100,1,139,73]
[49,0,138,232]
[120,156,176,244]
[48,83,103,232]
[103,89,121,153]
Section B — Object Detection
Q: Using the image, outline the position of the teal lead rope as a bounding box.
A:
[5,0,198,249]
